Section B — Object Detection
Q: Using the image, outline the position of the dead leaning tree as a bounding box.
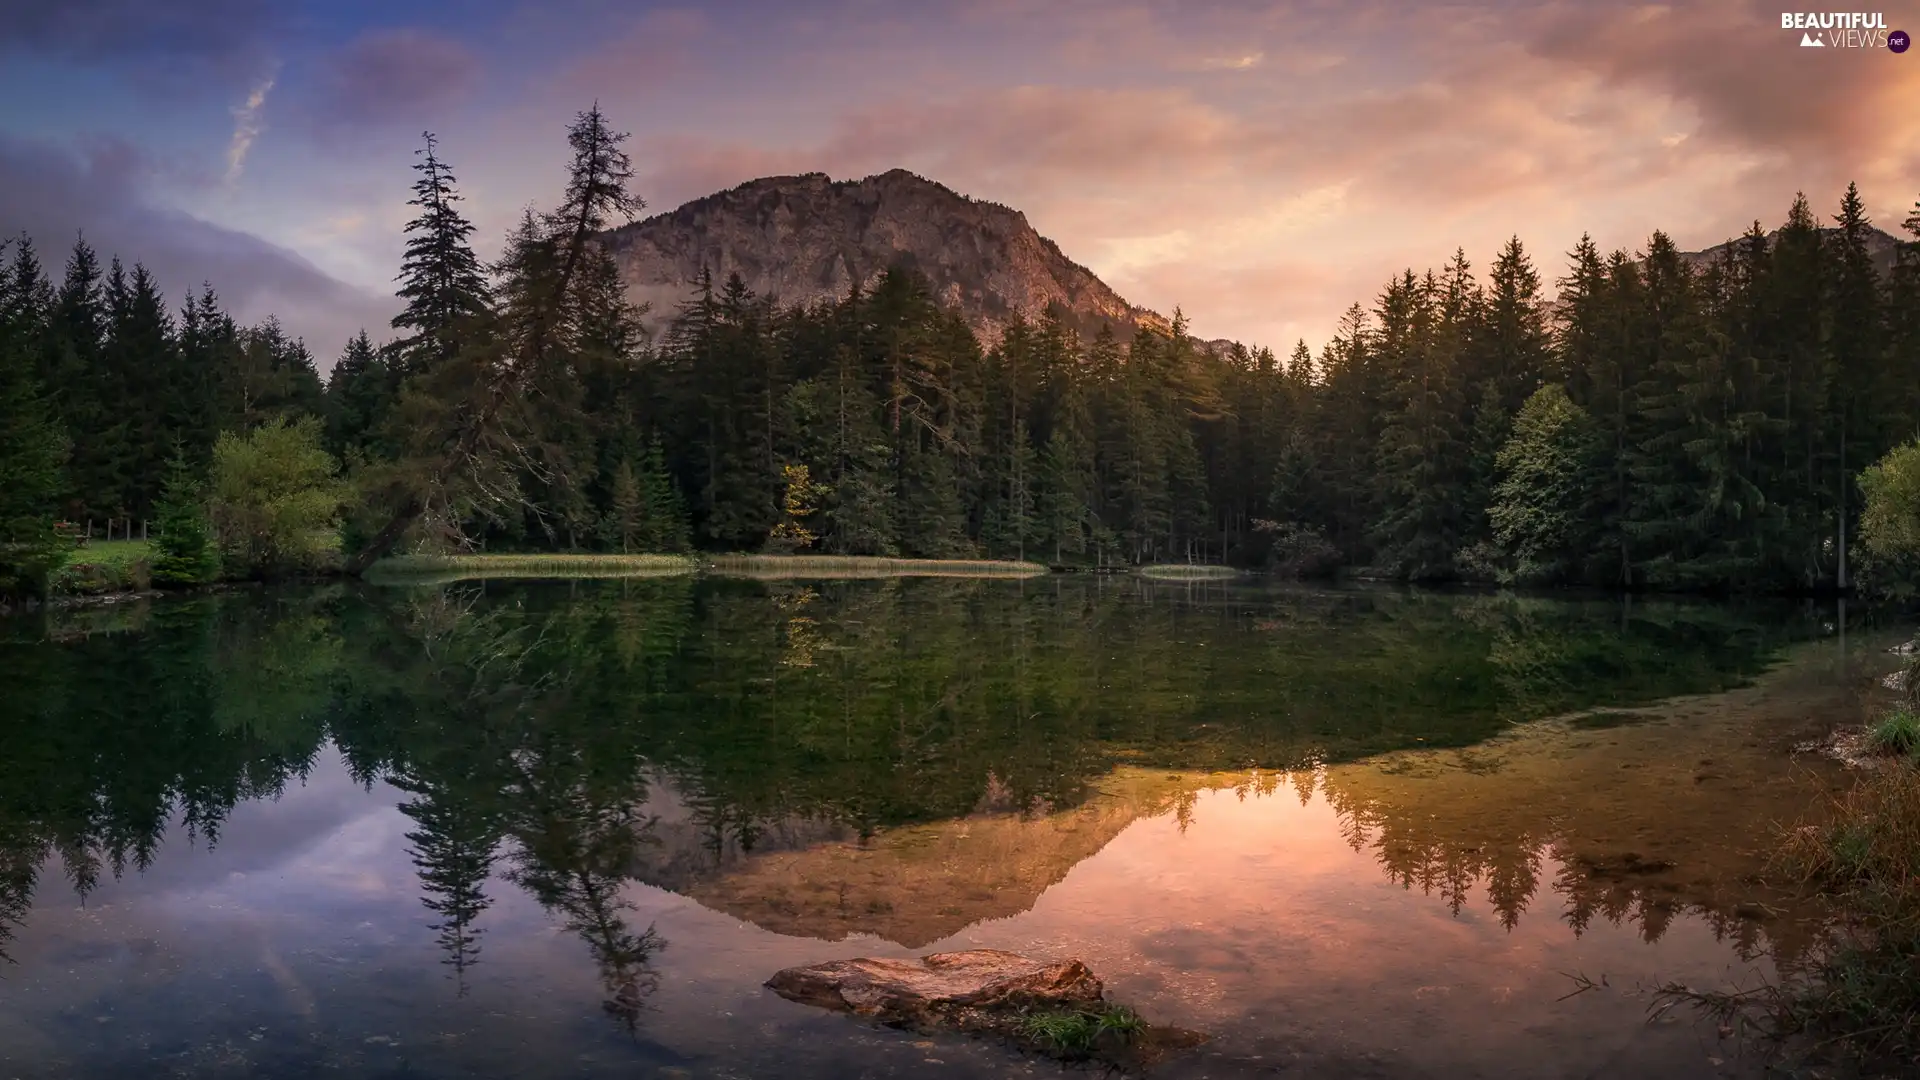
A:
[346,105,644,576]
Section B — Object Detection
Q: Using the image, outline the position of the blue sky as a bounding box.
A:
[2,0,1915,364]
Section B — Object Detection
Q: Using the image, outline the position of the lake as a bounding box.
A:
[0,577,1902,1079]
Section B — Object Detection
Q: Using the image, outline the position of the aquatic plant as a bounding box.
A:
[1016,1003,1147,1058]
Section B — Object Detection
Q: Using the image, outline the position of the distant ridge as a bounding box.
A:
[1679,224,1905,275]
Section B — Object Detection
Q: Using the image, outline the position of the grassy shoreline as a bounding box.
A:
[1658,641,1920,1074]
[1138,564,1242,580]
[362,553,698,584]
[700,554,1048,579]
[360,551,1050,584]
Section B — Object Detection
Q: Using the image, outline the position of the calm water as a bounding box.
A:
[0,577,1902,1079]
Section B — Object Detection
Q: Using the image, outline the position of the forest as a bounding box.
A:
[2,104,1919,599]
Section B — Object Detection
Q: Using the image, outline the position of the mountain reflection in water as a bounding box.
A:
[0,578,1897,1078]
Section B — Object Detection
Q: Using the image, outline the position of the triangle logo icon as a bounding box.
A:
[1801,31,1825,45]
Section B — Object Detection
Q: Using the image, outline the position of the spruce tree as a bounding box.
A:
[0,237,70,601]
[150,449,219,586]
[324,331,394,459]
[1826,182,1884,589]
[392,132,490,382]
[49,235,110,518]
[602,458,643,553]
[113,264,180,516]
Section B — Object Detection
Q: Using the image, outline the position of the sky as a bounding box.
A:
[2,0,1917,366]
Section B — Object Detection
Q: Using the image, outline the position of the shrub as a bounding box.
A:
[209,417,348,578]
[1858,439,1920,597]
[1252,520,1341,578]
[1864,709,1920,759]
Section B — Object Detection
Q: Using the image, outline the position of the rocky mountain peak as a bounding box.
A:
[601,169,1167,345]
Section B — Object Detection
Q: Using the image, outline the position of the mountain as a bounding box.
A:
[1680,224,1906,275]
[600,169,1170,346]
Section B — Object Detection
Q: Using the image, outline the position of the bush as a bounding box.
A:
[209,417,348,578]
[1252,520,1341,578]
[1858,438,1920,597]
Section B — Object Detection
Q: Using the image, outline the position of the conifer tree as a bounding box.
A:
[150,448,220,586]
[324,331,394,459]
[48,236,110,518]
[602,458,643,554]
[0,237,70,600]
[392,132,490,382]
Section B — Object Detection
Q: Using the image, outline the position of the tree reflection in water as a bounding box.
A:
[0,579,1880,1010]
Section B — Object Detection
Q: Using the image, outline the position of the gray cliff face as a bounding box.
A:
[601,169,1168,346]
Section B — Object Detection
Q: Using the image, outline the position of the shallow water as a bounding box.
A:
[0,578,1904,1079]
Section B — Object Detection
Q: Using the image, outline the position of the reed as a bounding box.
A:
[701,554,1048,579]
[1137,564,1242,580]
[364,553,698,584]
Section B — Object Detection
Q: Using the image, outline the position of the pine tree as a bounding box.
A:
[392,132,490,382]
[150,448,219,586]
[48,235,110,519]
[1766,194,1831,585]
[1372,271,1469,579]
[113,264,181,516]
[601,458,643,554]
[0,236,70,600]
[1479,237,1555,414]
[1826,181,1884,589]
[176,284,240,457]
[635,439,690,552]
[324,331,394,459]
[349,106,648,572]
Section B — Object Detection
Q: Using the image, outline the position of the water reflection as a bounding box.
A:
[0,578,1892,1068]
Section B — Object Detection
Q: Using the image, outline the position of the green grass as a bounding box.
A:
[1015,1004,1147,1058]
[701,554,1048,579]
[364,553,699,584]
[52,540,154,595]
[1137,564,1242,580]
[362,552,1049,584]
[1864,708,1920,758]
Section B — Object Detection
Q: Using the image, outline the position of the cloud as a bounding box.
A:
[1200,51,1265,71]
[0,134,393,360]
[552,7,708,101]
[226,75,275,184]
[618,7,1903,357]
[0,0,278,92]
[304,29,481,135]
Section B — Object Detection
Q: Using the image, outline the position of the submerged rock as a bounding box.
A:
[767,949,1103,1021]
[766,949,1205,1068]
